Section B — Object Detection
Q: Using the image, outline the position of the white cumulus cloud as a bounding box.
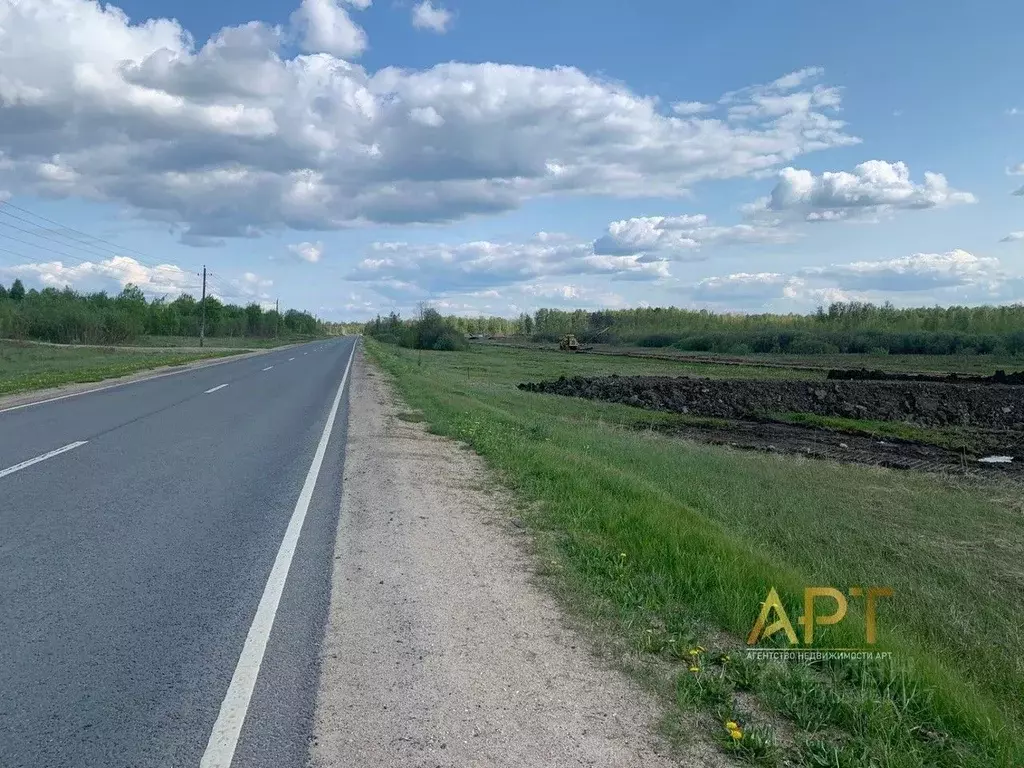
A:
[802,250,1001,292]
[290,0,370,58]
[0,254,274,303]
[287,240,324,262]
[747,161,975,222]
[692,272,798,302]
[0,0,858,244]
[346,233,670,299]
[687,250,1023,310]
[593,213,791,260]
[411,1,452,33]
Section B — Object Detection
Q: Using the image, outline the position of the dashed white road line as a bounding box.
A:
[200,340,357,768]
[0,441,88,480]
[205,384,229,394]
[262,366,273,372]
[288,357,296,361]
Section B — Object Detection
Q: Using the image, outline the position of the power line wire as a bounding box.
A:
[0,202,212,282]
[0,201,257,302]
[0,207,119,261]
[0,200,181,265]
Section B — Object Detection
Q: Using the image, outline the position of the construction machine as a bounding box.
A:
[558,326,612,352]
[558,333,582,352]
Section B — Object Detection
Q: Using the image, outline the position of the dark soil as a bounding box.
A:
[827,368,1024,385]
[518,375,1024,429]
[519,374,1024,473]
[644,418,1024,475]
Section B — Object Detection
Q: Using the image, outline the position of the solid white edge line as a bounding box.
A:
[200,339,358,768]
[0,441,88,480]
[205,384,229,394]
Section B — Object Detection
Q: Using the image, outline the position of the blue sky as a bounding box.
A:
[0,0,1022,320]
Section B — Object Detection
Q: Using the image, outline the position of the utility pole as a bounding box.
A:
[199,265,207,348]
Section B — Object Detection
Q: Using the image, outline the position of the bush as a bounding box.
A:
[431,328,468,351]
[636,333,680,348]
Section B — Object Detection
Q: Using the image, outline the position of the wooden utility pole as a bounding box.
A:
[199,265,207,348]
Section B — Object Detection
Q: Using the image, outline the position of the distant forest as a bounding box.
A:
[0,279,325,344]
[368,301,1024,356]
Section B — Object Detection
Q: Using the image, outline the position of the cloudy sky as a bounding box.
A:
[0,0,1021,319]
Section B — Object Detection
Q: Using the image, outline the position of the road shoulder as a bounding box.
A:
[311,347,697,767]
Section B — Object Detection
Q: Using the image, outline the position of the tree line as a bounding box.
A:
[364,308,469,351]
[366,300,1024,356]
[0,279,325,344]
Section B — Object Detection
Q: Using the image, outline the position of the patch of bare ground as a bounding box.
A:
[310,348,731,767]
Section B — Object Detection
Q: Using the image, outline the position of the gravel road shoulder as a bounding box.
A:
[311,348,706,767]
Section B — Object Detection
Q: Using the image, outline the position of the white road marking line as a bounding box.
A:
[205,384,229,394]
[262,366,273,372]
[288,357,295,361]
[200,340,357,768]
[0,352,265,415]
[0,441,88,480]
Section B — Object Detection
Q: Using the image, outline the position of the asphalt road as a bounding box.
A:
[0,336,358,768]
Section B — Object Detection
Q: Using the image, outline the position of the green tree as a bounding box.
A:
[9,279,26,301]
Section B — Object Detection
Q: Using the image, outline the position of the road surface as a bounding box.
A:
[0,336,357,768]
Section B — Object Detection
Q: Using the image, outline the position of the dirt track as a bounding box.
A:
[311,351,723,767]
[519,375,1024,429]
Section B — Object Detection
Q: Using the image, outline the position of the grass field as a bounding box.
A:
[366,339,1024,767]
[0,340,241,396]
[485,340,1024,376]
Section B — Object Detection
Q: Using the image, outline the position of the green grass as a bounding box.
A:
[0,340,241,396]
[771,413,980,453]
[366,339,1024,767]
[488,340,1024,376]
[129,334,323,349]
[665,350,1024,375]
[475,343,824,380]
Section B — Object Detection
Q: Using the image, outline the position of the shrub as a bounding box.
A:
[431,328,468,351]
[636,333,680,348]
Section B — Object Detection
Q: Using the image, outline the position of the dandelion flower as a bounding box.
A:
[725,721,738,730]
[688,665,700,673]
[729,729,742,741]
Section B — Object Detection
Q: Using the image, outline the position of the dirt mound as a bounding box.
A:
[827,368,1024,385]
[518,375,1024,429]
[649,419,1023,475]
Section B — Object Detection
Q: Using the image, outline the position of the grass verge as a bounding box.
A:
[366,339,1024,767]
[0,340,241,396]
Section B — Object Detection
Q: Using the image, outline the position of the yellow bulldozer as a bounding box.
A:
[558,334,582,352]
[558,326,612,353]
